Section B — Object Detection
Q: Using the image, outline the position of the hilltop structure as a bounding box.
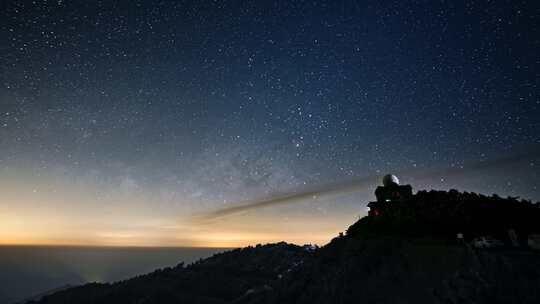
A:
[368,174,412,216]
[26,183,540,304]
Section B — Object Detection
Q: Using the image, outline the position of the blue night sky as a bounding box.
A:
[0,1,539,247]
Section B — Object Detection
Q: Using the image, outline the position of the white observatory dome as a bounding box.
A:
[382,174,400,186]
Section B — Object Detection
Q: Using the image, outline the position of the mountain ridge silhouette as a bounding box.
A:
[28,188,540,304]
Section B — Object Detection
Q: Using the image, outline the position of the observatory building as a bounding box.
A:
[368,174,413,216]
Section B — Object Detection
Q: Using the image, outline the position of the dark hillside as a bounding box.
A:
[242,237,540,304]
[348,190,540,241]
[31,243,312,304]
[240,190,540,304]
[30,189,540,304]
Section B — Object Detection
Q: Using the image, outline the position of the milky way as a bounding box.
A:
[1,1,539,246]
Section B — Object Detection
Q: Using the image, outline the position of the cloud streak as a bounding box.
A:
[196,147,540,222]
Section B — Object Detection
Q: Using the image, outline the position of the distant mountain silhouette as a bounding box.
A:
[28,189,540,304]
[15,285,73,304]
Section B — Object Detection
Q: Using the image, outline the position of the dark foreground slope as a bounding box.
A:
[242,238,540,304]
[31,190,540,304]
[29,242,312,304]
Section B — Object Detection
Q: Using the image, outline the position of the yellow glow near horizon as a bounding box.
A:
[0,211,346,247]
[0,168,361,248]
[0,200,351,247]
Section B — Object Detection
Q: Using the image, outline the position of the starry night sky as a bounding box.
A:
[1,1,539,247]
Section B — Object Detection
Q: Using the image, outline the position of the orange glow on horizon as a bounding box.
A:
[0,171,359,248]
